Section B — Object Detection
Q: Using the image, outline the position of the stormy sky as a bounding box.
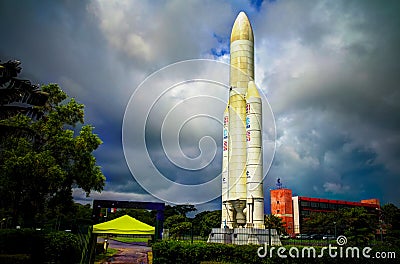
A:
[1,0,399,212]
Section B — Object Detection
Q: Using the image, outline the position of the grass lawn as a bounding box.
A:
[111,236,151,243]
[94,248,118,263]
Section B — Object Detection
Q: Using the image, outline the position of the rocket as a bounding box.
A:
[222,12,265,229]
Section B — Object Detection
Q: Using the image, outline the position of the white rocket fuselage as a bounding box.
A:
[222,12,264,229]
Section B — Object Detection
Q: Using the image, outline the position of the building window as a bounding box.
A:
[329,203,337,210]
[311,202,319,208]
[277,210,280,213]
[277,201,279,204]
[301,201,310,207]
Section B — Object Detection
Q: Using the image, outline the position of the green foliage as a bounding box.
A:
[164,214,187,229]
[0,229,80,263]
[0,229,42,255]
[381,203,400,246]
[302,210,338,234]
[302,207,377,245]
[0,254,31,264]
[164,214,192,239]
[44,231,81,263]
[265,214,286,235]
[104,208,155,226]
[342,207,376,245]
[94,247,118,262]
[0,60,49,120]
[152,240,398,264]
[164,204,197,218]
[0,82,105,227]
[192,210,221,237]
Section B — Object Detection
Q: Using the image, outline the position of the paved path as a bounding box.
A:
[102,239,151,264]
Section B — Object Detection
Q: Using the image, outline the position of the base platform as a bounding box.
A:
[207,228,282,245]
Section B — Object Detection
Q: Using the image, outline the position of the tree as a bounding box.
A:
[381,203,400,246]
[0,60,48,120]
[302,207,376,245]
[106,208,155,226]
[302,211,339,234]
[0,65,105,227]
[164,204,197,219]
[164,214,191,239]
[192,210,221,237]
[341,207,376,245]
[265,214,286,235]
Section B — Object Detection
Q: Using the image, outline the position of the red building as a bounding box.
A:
[270,188,294,234]
[270,181,380,235]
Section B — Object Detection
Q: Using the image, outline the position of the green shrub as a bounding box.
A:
[0,254,31,264]
[0,229,80,263]
[44,231,80,263]
[152,241,399,264]
[0,229,44,255]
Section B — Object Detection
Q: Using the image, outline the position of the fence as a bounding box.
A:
[162,229,208,242]
[75,225,93,264]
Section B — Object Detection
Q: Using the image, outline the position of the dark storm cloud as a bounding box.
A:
[0,0,149,199]
[1,0,399,208]
[255,0,400,205]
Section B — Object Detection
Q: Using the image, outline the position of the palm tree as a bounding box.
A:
[0,60,48,120]
[0,60,49,140]
[264,214,286,235]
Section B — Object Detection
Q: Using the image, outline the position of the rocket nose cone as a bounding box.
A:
[237,11,248,20]
[231,11,253,42]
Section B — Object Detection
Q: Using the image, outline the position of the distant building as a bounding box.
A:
[270,180,380,235]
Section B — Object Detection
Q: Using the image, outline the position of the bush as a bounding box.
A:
[0,229,80,263]
[44,231,81,263]
[0,254,31,264]
[0,229,44,255]
[152,241,400,264]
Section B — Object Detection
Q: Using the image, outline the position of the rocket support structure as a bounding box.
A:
[222,12,265,229]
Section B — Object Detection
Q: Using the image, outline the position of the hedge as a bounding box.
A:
[0,229,80,263]
[152,240,399,264]
[0,254,31,264]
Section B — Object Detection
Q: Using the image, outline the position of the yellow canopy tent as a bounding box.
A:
[93,215,155,235]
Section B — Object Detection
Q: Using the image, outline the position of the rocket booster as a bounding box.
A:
[222,12,264,229]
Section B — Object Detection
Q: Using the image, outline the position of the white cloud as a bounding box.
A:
[323,182,350,194]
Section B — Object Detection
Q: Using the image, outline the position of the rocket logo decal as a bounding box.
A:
[223,141,228,151]
[246,131,251,141]
[224,116,229,125]
[223,129,228,139]
[246,117,250,129]
[246,103,250,114]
